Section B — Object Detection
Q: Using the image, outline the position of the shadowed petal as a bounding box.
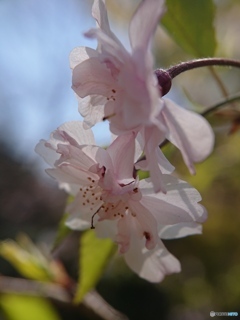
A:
[124,237,181,283]
[159,222,202,239]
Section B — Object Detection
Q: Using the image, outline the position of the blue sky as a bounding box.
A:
[0,0,111,163]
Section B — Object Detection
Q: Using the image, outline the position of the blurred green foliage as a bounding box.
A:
[0,295,60,320]
[75,230,115,303]
[162,0,216,57]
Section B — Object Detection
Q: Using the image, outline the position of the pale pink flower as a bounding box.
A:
[70,0,214,192]
[70,0,164,132]
[36,121,207,282]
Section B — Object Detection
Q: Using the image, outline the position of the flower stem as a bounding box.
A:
[167,58,240,79]
[208,67,229,99]
[155,58,240,96]
[202,92,240,117]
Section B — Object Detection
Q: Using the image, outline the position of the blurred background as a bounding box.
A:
[0,0,240,319]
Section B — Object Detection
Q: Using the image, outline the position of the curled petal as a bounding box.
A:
[92,0,110,32]
[56,121,96,146]
[35,140,60,167]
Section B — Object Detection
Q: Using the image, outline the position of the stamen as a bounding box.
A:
[91,207,101,229]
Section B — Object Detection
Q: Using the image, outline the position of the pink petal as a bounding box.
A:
[77,95,105,128]
[92,0,110,32]
[72,57,116,98]
[124,237,181,283]
[107,133,136,181]
[129,0,166,50]
[56,121,96,146]
[139,176,207,223]
[46,164,98,186]
[128,200,159,250]
[141,126,167,193]
[66,191,103,230]
[54,144,96,171]
[162,99,215,173]
[85,28,128,68]
[35,122,95,166]
[140,195,195,225]
[116,215,132,254]
[35,140,60,167]
[69,46,98,69]
[158,222,202,239]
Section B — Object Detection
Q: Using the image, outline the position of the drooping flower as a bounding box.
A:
[70,0,215,192]
[35,121,207,282]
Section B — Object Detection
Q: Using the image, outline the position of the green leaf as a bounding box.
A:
[75,230,115,303]
[0,238,52,281]
[0,235,68,283]
[161,0,217,57]
[0,294,60,320]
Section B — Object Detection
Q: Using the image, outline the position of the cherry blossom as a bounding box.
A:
[70,0,215,192]
[35,121,207,282]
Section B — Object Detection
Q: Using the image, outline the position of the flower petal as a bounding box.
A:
[128,200,159,250]
[92,0,110,32]
[35,139,60,167]
[77,95,105,128]
[35,122,95,167]
[162,99,215,173]
[140,195,195,225]
[129,0,166,50]
[69,46,98,69]
[124,237,181,283]
[66,187,103,230]
[72,57,116,98]
[46,164,98,186]
[141,126,167,193]
[85,28,128,68]
[139,176,207,223]
[107,133,136,181]
[56,121,96,146]
[158,222,202,239]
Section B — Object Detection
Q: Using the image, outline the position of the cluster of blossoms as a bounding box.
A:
[36,0,214,282]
